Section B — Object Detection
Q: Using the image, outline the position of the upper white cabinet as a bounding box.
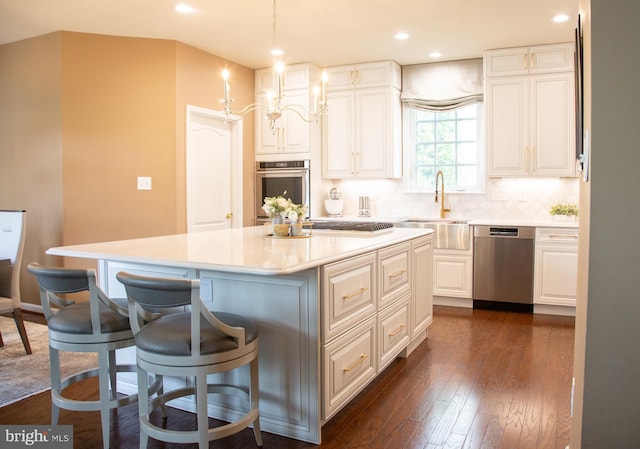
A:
[322,61,402,179]
[485,43,576,178]
[485,43,574,77]
[254,63,321,160]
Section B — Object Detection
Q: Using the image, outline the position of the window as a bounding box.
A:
[404,102,484,192]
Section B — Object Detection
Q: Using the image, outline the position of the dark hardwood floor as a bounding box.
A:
[0,306,574,448]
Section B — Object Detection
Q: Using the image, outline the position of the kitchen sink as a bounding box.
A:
[395,219,470,249]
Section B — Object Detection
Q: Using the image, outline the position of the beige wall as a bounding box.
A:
[0,31,255,306]
[175,42,255,232]
[0,33,63,304]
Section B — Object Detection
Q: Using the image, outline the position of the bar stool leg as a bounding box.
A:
[49,346,61,425]
[98,349,111,449]
[196,374,209,449]
[137,365,150,449]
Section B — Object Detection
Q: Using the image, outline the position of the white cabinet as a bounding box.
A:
[255,63,321,160]
[534,227,578,308]
[378,242,410,309]
[325,61,401,90]
[321,252,377,343]
[320,237,433,420]
[322,61,402,179]
[485,43,576,178]
[408,236,433,345]
[432,249,473,299]
[485,43,574,77]
[377,294,410,370]
[322,315,377,420]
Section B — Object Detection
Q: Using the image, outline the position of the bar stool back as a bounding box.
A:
[27,262,145,449]
[116,271,262,449]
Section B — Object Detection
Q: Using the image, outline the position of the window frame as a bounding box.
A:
[403,102,485,193]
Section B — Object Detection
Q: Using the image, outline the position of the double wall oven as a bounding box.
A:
[255,160,310,224]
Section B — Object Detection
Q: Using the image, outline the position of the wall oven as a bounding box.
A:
[255,160,310,224]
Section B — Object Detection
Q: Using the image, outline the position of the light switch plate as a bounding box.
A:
[137,176,152,190]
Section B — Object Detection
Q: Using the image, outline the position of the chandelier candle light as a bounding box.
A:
[220,0,327,133]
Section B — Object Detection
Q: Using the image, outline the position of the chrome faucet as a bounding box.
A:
[435,170,451,219]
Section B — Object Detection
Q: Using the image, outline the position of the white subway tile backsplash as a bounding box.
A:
[323,178,579,221]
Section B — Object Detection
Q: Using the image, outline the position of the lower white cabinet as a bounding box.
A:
[320,237,433,420]
[432,250,473,299]
[321,252,377,343]
[409,236,433,341]
[377,294,410,370]
[322,315,377,420]
[534,227,578,307]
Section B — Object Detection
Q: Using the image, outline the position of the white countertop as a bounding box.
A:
[47,225,432,276]
[316,215,579,229]
[467,218,579,228]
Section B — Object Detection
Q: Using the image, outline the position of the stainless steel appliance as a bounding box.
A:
[255,160,310,224]
[473,225,535,312]
[311,220,394,233]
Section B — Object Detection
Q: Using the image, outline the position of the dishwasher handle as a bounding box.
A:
[474,225,535,239]
[490,227,519,237]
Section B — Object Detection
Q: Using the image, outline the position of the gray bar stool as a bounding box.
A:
[116,271,262,449]
[27,262,158,449]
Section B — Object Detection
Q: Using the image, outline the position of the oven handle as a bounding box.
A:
[257,170,310,176]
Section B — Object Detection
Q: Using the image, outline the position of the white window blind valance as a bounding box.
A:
[401,58,483,111]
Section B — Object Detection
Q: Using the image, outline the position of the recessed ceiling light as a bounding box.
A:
[395,32,410,40]
[175,3,195,14]
[429,51,443,58]
[552,14,571,23]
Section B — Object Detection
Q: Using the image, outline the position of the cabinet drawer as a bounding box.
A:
[378,295,410,370]
[536,227,579,243]
[321,252,377,343]
[322,315,377,420]
[378,242,410,308]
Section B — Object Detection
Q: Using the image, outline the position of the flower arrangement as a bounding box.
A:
[263,191,308,223]
[262,191,290,221]
[286,203,308,223]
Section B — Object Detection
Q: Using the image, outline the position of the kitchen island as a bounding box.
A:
[47,225,433,444]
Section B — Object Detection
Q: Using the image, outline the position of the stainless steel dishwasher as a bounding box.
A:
[473,225,535,312]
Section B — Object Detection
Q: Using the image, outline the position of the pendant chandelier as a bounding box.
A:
[220,0,327,133]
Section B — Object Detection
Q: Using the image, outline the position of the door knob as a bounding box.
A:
[225,212,233,219]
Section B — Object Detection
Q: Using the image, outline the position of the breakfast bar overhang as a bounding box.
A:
[47,225,433,444]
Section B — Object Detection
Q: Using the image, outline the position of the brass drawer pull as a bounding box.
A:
[388,323,406,337]
[549,234,578,239]
[389,269,407,279]
[343,354,368,372]
[342,287,368,300]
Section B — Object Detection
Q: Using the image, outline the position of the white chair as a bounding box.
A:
[27,262,157,449]
[0,210,31,354]
[116,271,262,449]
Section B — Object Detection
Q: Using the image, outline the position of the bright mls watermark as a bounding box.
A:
[0,426,72,448]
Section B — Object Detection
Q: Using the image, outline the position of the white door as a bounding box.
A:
[186,105,242,233]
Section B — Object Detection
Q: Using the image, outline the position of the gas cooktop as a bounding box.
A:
[310,221,395,233]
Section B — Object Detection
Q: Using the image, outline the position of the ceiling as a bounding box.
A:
[0,0,578,69]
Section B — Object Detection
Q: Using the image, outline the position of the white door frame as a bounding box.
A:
[186,104,243,231]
